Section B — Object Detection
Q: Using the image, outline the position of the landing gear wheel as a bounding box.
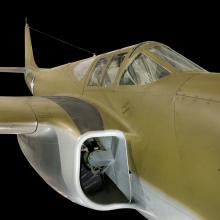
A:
[80,163,103,193]
[80,138,103,193]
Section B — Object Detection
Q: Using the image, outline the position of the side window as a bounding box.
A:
[88,58,108,86]
[147,56,170,80]
[102,53,126,86]
[119,69,136,85]
[120,54,170,85]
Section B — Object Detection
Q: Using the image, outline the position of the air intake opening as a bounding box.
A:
[80,135,131,205]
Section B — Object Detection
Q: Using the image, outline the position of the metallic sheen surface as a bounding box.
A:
[0,23,219,220]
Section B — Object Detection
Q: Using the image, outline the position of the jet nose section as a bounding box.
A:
[174,73,220,219]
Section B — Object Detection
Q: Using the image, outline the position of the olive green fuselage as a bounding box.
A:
[28,42,220,220]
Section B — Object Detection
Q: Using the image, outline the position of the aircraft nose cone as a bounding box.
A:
[174,73,220,220]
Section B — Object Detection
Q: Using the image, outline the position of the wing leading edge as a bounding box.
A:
[0,97,37,134]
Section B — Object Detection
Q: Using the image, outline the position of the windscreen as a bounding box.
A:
[149,46,207,72]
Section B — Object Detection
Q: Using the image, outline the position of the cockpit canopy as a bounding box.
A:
[86,42,207,88]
